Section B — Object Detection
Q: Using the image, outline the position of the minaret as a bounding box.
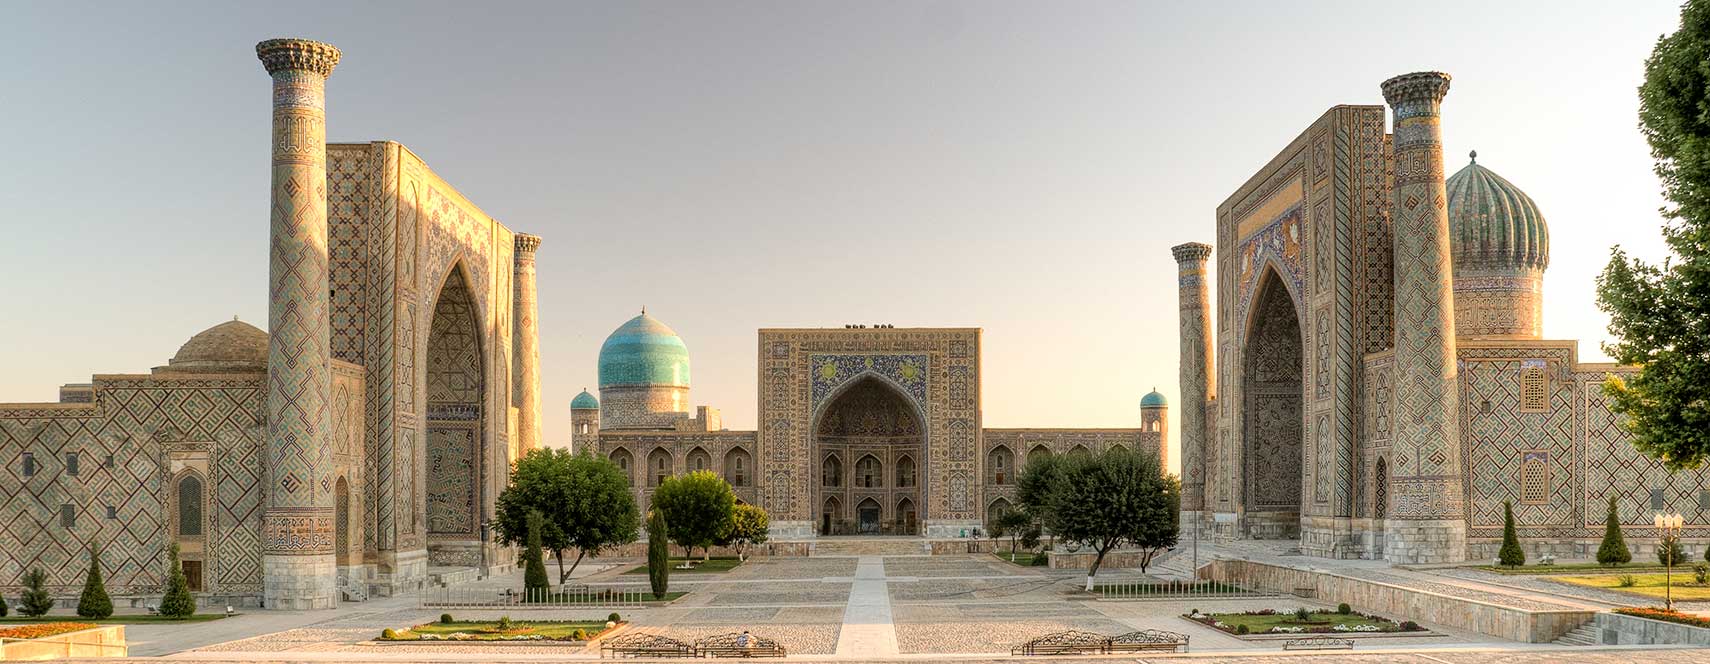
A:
[256,37,341,609]
[1172,242,1214,523]
[512,233,543,453]
[1380,71,1467,564]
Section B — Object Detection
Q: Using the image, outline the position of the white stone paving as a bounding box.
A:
[833,555,899,657]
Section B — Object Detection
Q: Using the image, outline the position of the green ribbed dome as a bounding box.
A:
[597,312,690,389]
[1140,389,1167,408]
[571,389,599,410]
[1446,152,1549,273]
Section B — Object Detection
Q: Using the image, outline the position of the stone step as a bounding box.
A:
[811,538,929,557]
[1552,624,1600,646]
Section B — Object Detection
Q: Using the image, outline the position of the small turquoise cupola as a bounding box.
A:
[1140,388,1167,408]
[597,310,691,389]
[571,389,599,410]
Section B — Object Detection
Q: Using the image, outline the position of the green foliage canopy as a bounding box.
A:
[651,470,736,559]
[495,448,640,582]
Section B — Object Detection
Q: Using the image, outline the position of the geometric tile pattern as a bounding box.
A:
[1173,243,1213,513]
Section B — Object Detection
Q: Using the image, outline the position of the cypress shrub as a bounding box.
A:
[0,591,8,617]
[76,539,113,618]
[522,510,551,598]
[1597,495,1633,566]
[19,568,53,617]
[1498,501,1526,567]
[159,542,196,618]
[1657,535,1688,567]
[647,506,670,600]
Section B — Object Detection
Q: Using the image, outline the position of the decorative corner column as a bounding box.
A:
[1172,242,1214,523]
[257,37,341,610]
[512,233,543,454]
[1380,71,1467,564]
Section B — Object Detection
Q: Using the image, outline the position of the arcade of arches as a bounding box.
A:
[816,378,923,535]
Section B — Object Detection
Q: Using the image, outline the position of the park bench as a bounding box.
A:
[1010,630,1113,656]
[1282,636,1355,650]
[694,632,787,658]
[1107,629,1189,653]
[600,632,695,658]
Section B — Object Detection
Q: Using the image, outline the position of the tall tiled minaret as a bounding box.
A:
[257,38,341,609]
[513,233,543,453]
[1380,71,1467,564]
[1172,242,1214,523]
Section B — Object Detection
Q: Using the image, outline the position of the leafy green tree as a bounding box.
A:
[521,510,551,598]
[1597,496,1633,566]
[77,538,113,618]
[495,448,640,583]
[1659,534,1688,567]
[646,506,670,599]
[1016,453,1063,524]
[651,470,736,562]
[160,542,196,618]
[1597,0,1710,469]
[723,504,770,562]
[1034,448,1179,590]
[19,568,52,617]
[1498,501,1526,568]
[990,508,1032,562]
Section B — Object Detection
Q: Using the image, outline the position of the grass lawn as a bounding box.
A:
[1476,562,1673,575]
[0,614,227,624]
[991,551,1046,567]
[622,557,742,575]
[1187,610,1416,635]
[1552,573,1710,601]
[383,620,611,641]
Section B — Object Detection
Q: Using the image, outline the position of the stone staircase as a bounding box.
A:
[1553,621,1601,646]
[811,538,930,557]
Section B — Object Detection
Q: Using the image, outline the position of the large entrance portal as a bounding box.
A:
[814,376,924,536]
[1243,269,1304,539]
[424,263,485,566]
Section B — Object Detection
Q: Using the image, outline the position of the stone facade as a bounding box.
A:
[1186,71,1710,562]
[0,39,542,608]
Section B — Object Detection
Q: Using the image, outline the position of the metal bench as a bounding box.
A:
[600,632,695,659]
[1108,629,1189,653]
[1010,630,1113,656]
[1282,636,1354,650]
[693,632,787,658]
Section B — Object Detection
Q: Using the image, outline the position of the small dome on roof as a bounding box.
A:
[162,319,267,373]
[571,389,599,410]
[1140,389,1167,408]
[1447,151,1549,274]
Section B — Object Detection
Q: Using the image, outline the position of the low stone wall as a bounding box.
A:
[0,624,126,659]
[1594,612,1710,645]
[1048,549,1157,570]
[1467,537,1706,562]
[1202,558,1593,643]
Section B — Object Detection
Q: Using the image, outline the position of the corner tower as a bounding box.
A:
[570,389,600,450]
[1140,389,1170,470]
[1172,242,1213,524]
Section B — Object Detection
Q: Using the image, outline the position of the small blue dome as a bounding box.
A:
[597,312,691,389]
[1140,389,1167,408]
[571,389,599,410]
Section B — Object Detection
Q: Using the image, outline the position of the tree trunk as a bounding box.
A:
[1086,542,1113,592]
[556,549,568,585]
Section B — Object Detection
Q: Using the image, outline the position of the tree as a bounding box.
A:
[651,470,736,563]
[646,506,670,599]
[1498,501,1526,568]
[1597,496,1633,566]
[495,448,640,583]
[0,590,8,617]
[77,538,113,619]
[1659,533,1688,567]
[160,542,196,618]
[1016,453,1064,524]
[1033,448,1179,590]
[521,510,550,598]
[1596,0,1710,469]
[19,568,52,618]
[990,508,1032,562]
[724,504,770,562]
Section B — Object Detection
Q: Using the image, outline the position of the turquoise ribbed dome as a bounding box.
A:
[571,389,599,410]
[1140,389,1167,408]
[597,312,691,389]
[1446,152,1549,273]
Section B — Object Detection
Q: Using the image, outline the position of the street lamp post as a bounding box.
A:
[1654,511,1685,612]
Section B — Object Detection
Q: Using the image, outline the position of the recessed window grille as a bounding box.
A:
[106,505,117,519]
[1519,452,1549,505]
[1652,488,1667,510]
[60,504,76,528]
[22,452,35,477]
[1519,362,1548,412]
[65,452,79,476]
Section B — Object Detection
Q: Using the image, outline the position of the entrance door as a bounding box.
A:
[858,499,881,534]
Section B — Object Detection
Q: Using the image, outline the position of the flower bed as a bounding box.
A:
[1615,607,1710,629]
[0,623,99,640]
[379,618,617,642]
[1183,608,1422,636]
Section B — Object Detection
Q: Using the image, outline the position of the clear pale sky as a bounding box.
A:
[0,1,1684,473]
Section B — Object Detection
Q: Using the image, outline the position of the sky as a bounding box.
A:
[0,1,1686,474]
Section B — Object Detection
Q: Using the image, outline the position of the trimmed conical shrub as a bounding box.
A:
[159,542,196,618]
[1597,495,1632,566]
[1498,501,1525,567]
[522,510,550,598]
[76,539,113,618]
[647,506,670,600]
[0,590,8,617]
[19,568,53,617]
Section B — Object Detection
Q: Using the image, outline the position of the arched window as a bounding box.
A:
[822,454,842,488]
[648,447,672,487]
[176,474,203,538]
[1068,444,1092,457]
[988,445,1013,485]
[1109,444,1128,455]
[724,448,751,487]
[580,422,589,435]
[687,447,711,473]
[856,455,883,489]
[988,497,1013,521]
[1520,452,1550,505]
[1028,445,1052,468]
[610,448,633,484]
[895,455,916,488]
[897,497,917,533]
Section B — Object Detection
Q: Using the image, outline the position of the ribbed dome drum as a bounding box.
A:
[1446,152,1548,338]
[596,311,693,429]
